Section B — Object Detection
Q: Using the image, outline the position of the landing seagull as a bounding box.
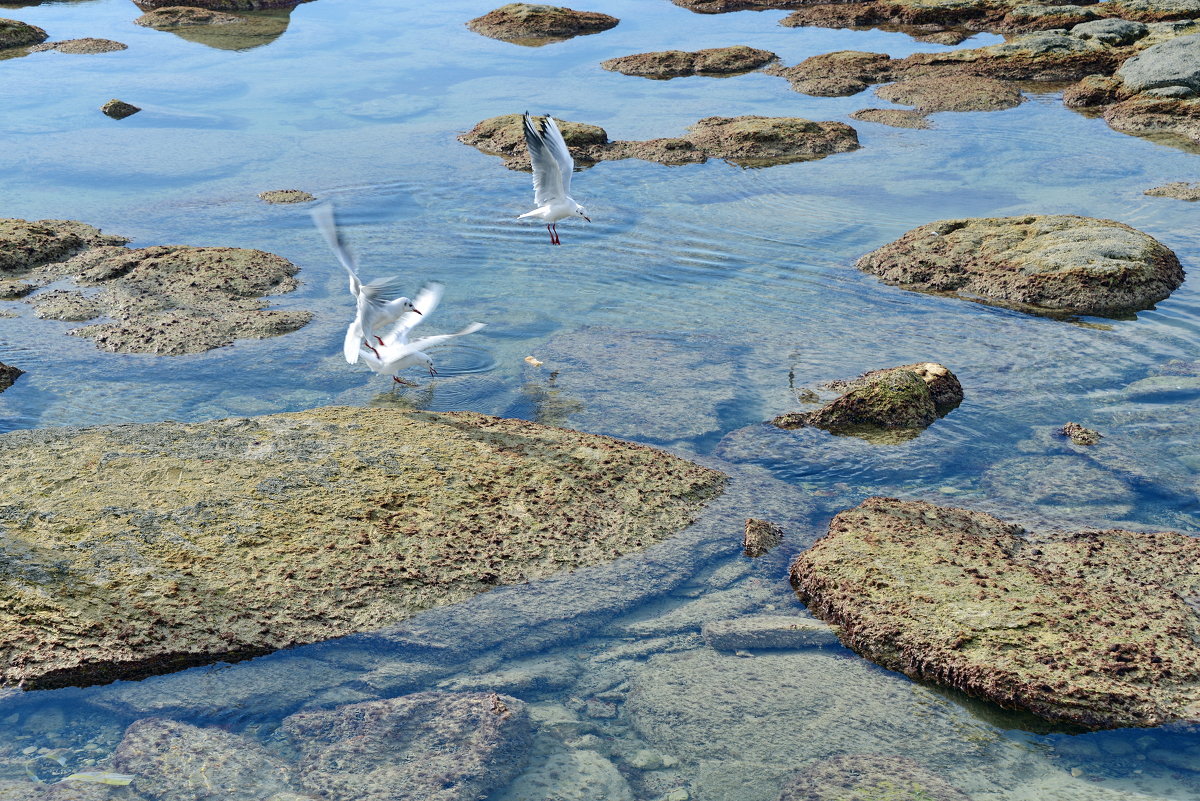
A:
[311,202,421,363]
[359,282,486,384]
[518,112,590,245]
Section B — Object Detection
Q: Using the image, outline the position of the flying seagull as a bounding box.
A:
[518,112,590,245]
[311,202,421,363]
[359,282,485,384]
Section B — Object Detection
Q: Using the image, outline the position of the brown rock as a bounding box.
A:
[850,108,932,128]
[280,692,533,801]
[766,50,894,96]
[601,45,776,78]
[1059,421,1102,444]
[1104,95,1200,147]
[1145,180,1200,199]
[875,74,1024,111]
[134,6,249,27]
[258,188,316,203]
[0,17,47,49]
[100,99,140,119]
[28,38,127,54]
[743,518,784,557]
[0,362,22,392]
[1062,73,1126,107]
[856,214,1185,316]
[791,497,1200,729]
[467,3,618,45]
[778,754,970,801]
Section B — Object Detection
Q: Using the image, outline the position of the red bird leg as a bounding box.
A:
[364,341,381,358]
[546,224,554,244]
[375,336,385,346]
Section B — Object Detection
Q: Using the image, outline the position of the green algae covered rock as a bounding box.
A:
[0,17,46,50]
[791,497,1200,729]
[856,214,1185,316]
[466,3,618,45]
[0,407,725,689]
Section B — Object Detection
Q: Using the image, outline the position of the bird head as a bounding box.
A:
[574,204,590,223]
[403,298,422,315]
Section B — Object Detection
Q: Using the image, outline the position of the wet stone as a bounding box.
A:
[777,754,970,801]
[1058,421,1102,445]
[28,38,127,54]
[850,107,932,128]
[100,99,140,119]
[0,362,23,392]
[743,518,784,557]
[258,189,315,203]
[466,3,618,45]
[702,615,839,651]
[982,454,1135,518]
[874,75,1024,112]
[493,748,635,801]
[791,497,1200,729]
[134,6,249,27]
[601,46,776,78]
[1145,180,1200,199]
[0,17,46,49]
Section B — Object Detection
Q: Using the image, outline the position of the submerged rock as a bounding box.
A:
[874,74,1024,112]
[1145,180,1200,199]
[601,46,776,78]
[702,615,838,651]
[743,518,784,557]
[279,692,532,801]
[791,497,1200,729]
[777,754,970,801]
[467,3,618,45]
[1059,421,1102,445]
[134,6,249,27]
[461,113,859,169]
[259,188,315,203]
[1,218,311,354]
[850,107,932,128]
[0,362,22,392]
[113,718,297,801]
[773,363,961,441]
[100,99,140,119]
[0,18,47,49]
[856,215,1185,316]
[0,407,724,688]
[981,455,1135,518]
[28,38,127,54]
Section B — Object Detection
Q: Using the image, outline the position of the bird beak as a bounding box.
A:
[412,308,423,315]
[583,215,591,222]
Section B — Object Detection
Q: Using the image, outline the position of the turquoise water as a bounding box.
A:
[2,0,1200,798]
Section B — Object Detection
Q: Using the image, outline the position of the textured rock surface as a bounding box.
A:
[1105,95,1200,144]
[0,218,311,353]
[113,718,296,801]
[766,50,894,96]
[1117,32,1200,92]
[743,518,784,557]
[133,0,306,10]
[0,362,22,392]
[258,189,315,203]
[791,497,1200,729]
[28,38,127,54]
[279,692,532,801]
[1145,180,1200,199]
[850,108,932,128]
[856,215,1185,316]
[773,363,960,440]
[100,99,140,119]
[1059,421,1102,445]
[875,74,1024,112]
[702,615,838,651]
[601,46,776,78]
[0,18,46,49]
[981,455,1135,518]
[460,114,858,169]
[777,754,970,801]
[134,6,249,27]
[1072,17,1149,45]
[467,3,618,44]
[0,407,724,688]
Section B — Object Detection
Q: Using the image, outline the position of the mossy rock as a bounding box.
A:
[0,407,725,689]
[601,45,776,78]
[467,3,618,45]
[0,17,46,49]
[791,497,1200,729]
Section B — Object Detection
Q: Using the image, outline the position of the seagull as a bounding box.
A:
[518,112,590,245]
[359,284,486,384]
[311,202,421,363]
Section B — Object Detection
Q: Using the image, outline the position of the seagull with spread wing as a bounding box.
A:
[359,281,486,384]
[518,112,590,245]
[311,202,421,363]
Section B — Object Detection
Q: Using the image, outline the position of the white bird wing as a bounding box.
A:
[311,202,361,296]
[387,282,444,345]
[524,113,571,207]
[344,320,364,364]
[359,275,412,304]
[543,116,575,197]
[406,322,486,353]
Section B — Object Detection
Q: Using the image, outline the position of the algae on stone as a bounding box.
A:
[0,407,725,688]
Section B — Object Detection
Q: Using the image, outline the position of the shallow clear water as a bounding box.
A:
[2,0,1200,798]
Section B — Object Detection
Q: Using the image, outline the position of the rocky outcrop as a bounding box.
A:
[856,215,1185,316]
[100,99,140,119]
[28,38,127,54]
[1145,180,1200,199]
[133,0,307,10]
[874,74,1024,111]
[743,518,783,557]
[467,3,618,45]
[766,50,894,96]
[773,363,962,441]
[791,497,1200,729]
[601,46,776,78]
[134,7,249,27]
[0,362,22,392]
[461,114,859,169]
[0,407,725,688]
[1117,31,1200,92]
[850,108,932,128]
[777,755,970,801]
[0,17,46,49]
[259,189,315,203]
[279,692,532,801]
[0,218,311,353]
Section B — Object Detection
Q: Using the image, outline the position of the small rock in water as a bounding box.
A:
[258,189,315,204]
[1144,181,1200,200]
[467,3,619,45]
[29,38,128,54]
[742,518,784,557]
[850,108,931,129]
[0,362,23,392]
[1058,421,1102,445]
[134,7,249,28]
[100,99,140,119]
[0,17,48,49]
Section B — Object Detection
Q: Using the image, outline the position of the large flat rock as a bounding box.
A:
[0,407,724,689]
[791,497,1200,729]
[855,214,1184,316]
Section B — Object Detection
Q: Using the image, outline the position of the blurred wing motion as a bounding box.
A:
[524,113,573,207]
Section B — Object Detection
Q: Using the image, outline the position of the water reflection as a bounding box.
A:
[136,9,296,52]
